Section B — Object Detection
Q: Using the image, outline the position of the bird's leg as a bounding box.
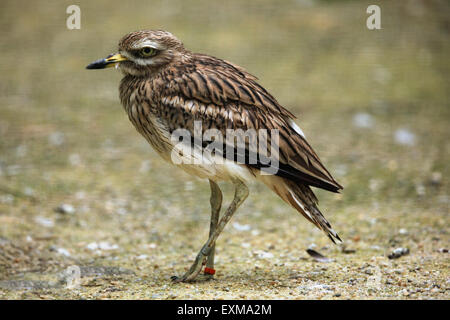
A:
[172,179,249,282]
[203,179,222,279]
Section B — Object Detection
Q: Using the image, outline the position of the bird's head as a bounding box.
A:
[86,30,186,76]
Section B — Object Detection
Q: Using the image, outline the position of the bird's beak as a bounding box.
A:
[86,53,128,69]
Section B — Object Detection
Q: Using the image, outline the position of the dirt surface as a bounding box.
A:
[0,0,448,299]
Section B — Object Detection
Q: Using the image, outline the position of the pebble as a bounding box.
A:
[254,250,274,259]
[394,129,416,146]
[0,194,14,204]
[139,160,151,173]
[50,246,71,257]
[297,283,333,293]
[233,222,251,231]
[55,204,76,215]
[306,249,333,263]
[388,247,409,259]
[400,289,410,296]
[16,145,27,157]
[68,153,82,166]
[341,245,356,254]
[86,241,119,251]
[34,216,54,228]
[48,132,65,146]
[430,172,442,185]
[23,187,34,196]
[353,113,374,129]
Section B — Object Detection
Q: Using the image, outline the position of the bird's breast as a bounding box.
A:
[121,83,173,161]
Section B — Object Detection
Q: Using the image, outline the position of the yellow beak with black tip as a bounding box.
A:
[86,53,128,69]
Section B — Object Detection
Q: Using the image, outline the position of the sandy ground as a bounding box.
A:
[0,200,448,299]
[0,0,449,299]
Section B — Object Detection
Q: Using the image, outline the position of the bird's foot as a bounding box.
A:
[197,273,215,281]
[171,273,214,283]
[171,245,213,283]
[171,252,208,283]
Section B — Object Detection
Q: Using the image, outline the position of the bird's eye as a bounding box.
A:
[140,47,155,57]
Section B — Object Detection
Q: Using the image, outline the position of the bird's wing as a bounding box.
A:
[157,57,343,192]
[163,53,296,119]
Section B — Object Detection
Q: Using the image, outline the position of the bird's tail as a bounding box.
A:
[258,175,342,243]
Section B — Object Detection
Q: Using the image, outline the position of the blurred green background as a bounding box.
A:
[0,0,448,299]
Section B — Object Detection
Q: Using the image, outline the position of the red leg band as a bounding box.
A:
[204,267,216,275]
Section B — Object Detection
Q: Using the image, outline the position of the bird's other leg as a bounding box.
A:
[172,179,249,283]
[203,179,222,279]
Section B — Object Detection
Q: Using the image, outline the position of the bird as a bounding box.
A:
[86,30,343,282]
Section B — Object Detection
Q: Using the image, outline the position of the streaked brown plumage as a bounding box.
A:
[87,30,343,282]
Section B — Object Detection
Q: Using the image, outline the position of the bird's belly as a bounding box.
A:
[171,143,255,182]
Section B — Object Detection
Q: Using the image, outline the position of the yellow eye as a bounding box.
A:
[140,47,155,57]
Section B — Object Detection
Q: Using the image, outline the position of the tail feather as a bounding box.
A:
[259,175,341,243]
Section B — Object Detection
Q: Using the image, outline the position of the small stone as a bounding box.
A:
[98,241,119,250]
[415,184,426,196]
[233,222,251,231]
[86,241,118,251]
[388,247,409,259]
[23,187,34,196]
[86,242,98,250]
[400,289,410,296]
[139,160,151,173]
[394,129,416,146]
[341,245,356,254]
[16,145,27,157]
[353,113,374,129]
[255,250,274,259]
[55,204,76,215]
[306,249,333,263]
[34,216,54,228]
[68,153,82,166]
[56,247,71,257]
[430,172,442,186]
[48,132,65,146]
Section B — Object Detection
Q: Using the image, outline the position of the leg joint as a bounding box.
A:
[201,245,212,256]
